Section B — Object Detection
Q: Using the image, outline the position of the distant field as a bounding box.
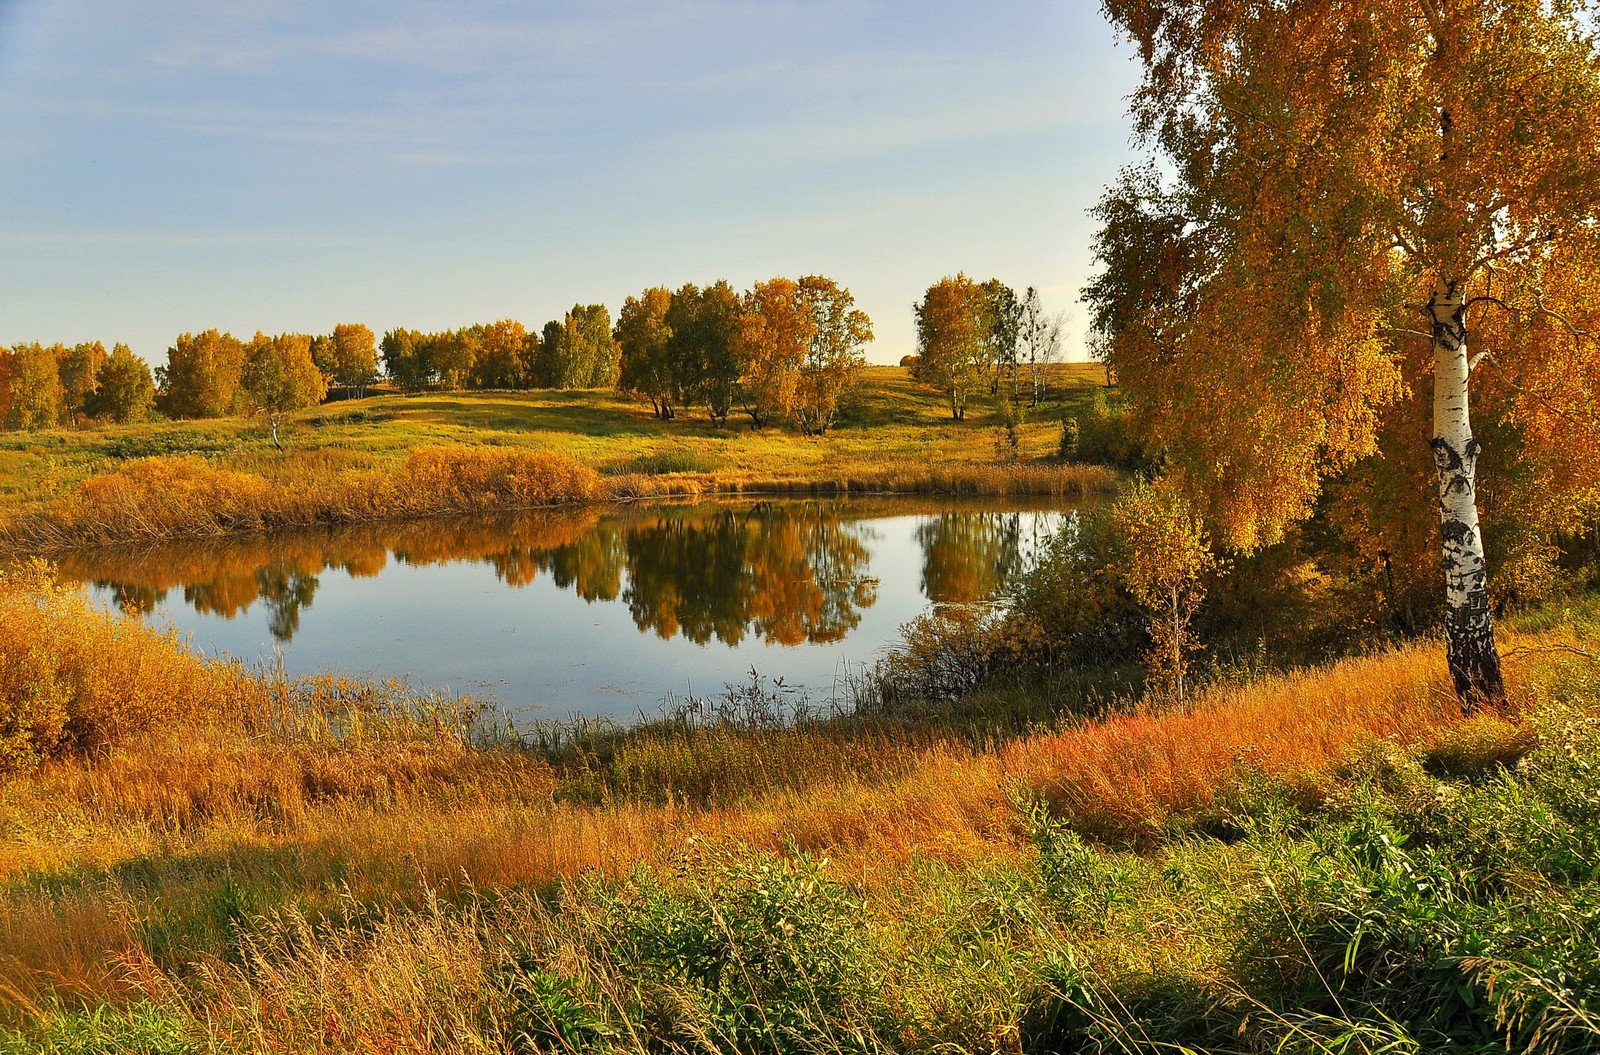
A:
[0,364,1116,549]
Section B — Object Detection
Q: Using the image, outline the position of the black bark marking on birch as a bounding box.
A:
[1430,281,1505,707]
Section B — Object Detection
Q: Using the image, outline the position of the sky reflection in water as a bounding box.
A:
[61,498,1075,720]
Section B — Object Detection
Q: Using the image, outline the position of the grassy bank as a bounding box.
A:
[3,563,1598,1051]
[0,366,1116,552]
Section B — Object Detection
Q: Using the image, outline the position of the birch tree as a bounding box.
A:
[1018,287,1063,406]
[915,273,992,421]
[736,278,810,428]
[1087,0,1600,703]
[794,275,872,436]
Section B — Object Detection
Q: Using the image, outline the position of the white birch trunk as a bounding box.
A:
[1429,281,1504,703]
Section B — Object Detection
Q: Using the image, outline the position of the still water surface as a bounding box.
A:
[56,498,1076,719]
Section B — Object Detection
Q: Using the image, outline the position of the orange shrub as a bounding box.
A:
[386,446,601,514]
[54,456,274,544]
[0,448,605,551]
[0,561,260,772]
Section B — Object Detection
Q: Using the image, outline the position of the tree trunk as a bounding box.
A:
[1429,281,1504,705]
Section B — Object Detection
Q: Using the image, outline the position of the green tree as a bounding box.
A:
[57,341,108,426]
[430,327,478,390]
[534,320,565,388]
[242,332,328,448]
[914,273,991,421]
[669,280,743,425]
[1088,0,1600,702]
[566,304,621,388]
[794,275,872,435]
[380,328,434,392]
[85,343,156,424]
[981,279,1022,401]
[616,287,678,417]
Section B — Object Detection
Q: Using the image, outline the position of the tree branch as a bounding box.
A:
[1473,355,1600,427]
[1465,295,1512,314]
[1532,290,1592,339]
[1501,642,1597,663]
[1378,327,1434,341]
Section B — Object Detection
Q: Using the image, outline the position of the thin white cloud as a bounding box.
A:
[2,229,390,250]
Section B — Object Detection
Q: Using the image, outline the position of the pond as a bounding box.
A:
[54,497,1079,720]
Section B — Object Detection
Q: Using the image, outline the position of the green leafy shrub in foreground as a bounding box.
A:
[499,855,884,1054]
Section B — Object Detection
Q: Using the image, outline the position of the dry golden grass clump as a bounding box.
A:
[0,446,605,550]
[1004,642,1464,843]
[0,446,1111,553]
[0,559,259,773]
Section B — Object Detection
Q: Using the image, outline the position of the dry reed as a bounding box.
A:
[0,449,1115,553]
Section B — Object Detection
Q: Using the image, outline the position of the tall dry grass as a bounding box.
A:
[0,560,256,772]
[0,446,605,550]
[1004,641,1469,843]
[4,562,1580,1033]
[0,447,1114,553]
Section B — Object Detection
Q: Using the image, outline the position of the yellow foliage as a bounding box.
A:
[0,560,257,772]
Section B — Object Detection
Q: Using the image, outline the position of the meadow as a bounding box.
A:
[0,366,1114,552]
[2,363,1598,1052]
[2,556,1599,1052]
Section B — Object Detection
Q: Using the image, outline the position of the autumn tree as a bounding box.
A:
[328,323,378,397]
[471,319,529,390]
[1087,0,1600,702]
[793,275,872,435]
[242,332,327,448]
[1110,480,1215,703]
[616,287,678,418]
[914,273,992,420]
[57,341,108,426]
[159,330,247,419]
[85,343,156,423]
[0,343,64,430]
[736,278,811,428]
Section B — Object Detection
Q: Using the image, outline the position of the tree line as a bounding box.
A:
[911,277,1063,420]
[3,273,1066,435]
[0,342,156,429]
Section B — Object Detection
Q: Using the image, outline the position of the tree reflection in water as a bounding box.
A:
[61,500,1053,646]
[917,512,1024,604]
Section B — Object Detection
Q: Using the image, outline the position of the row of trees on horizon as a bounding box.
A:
[0,275,1063,435]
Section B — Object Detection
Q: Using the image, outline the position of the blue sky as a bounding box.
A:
[0,1,1142,365]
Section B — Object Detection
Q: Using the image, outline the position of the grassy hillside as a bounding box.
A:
[0,366,1116,552]
[2,562,1598,1052]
